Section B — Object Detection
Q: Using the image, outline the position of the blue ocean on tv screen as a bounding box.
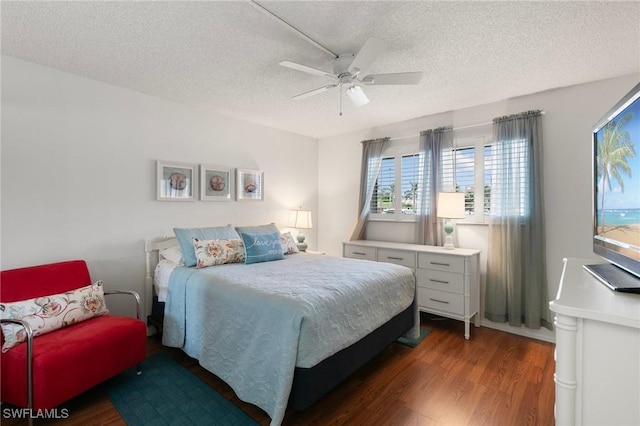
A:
[597,208,640,226]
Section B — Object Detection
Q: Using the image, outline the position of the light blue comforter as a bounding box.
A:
[162,254,415,425]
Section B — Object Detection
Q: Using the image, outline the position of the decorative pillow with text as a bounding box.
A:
[235,223,285,264]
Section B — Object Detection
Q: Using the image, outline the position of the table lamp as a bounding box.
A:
[287,208,313,251]
[437,192,465,249]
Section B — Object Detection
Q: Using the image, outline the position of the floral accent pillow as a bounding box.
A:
[280,232,299,255]
[174,225,240,268]
[193,238,246,269]
[0,281,109,352]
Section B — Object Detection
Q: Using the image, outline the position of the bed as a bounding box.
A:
[144,234,418,426]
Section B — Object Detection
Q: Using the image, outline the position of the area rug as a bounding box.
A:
[396,327,431,348]
[102,352,258,426]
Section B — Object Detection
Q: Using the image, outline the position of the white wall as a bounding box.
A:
[318,73,640,341]
[1,56,319,320]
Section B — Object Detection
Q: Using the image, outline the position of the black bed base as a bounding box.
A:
[288,302,415,411]
[147,295,165,336]
[148,296,415,412]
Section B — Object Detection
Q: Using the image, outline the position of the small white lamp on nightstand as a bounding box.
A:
[287,208,313,252]
[437,192,466,250]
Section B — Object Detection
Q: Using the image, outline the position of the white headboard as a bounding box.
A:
[143,237,179,314]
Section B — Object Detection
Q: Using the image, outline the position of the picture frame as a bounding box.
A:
[236,168,264,201]
[200,164,233,201]
[156,160,198,201]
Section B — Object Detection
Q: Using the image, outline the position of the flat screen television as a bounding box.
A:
[585,81,640,292]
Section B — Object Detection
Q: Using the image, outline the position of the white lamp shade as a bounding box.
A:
[287,209,313,229]
[437,192,466,219]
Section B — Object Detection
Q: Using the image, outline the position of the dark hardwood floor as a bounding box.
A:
[3,315,555,425]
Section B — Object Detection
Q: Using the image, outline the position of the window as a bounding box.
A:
[370,157,395,214]
[485,138,529,217]
[366,132,530,224]
[370,143,422,220]
[442,146,476,214]
[447,135,529,222]
[442,136,488,221]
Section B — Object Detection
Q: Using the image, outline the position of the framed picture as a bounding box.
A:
[200,164,233,201]
[236,168,264,201]
[156,161,197,201]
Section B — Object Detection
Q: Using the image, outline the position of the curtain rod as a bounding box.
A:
[387,110,546,142]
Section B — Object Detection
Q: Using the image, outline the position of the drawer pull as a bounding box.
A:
[430,261,450,267]
[352,252,367,256]
[430,298,450,304]
[386,256,404,260]
[430,279,449,284]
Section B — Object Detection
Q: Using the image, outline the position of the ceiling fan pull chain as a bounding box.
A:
[339,83,343,116]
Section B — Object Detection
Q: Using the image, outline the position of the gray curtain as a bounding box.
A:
[350,137,389,241]
[485,110,552,330]
[416,126,453,246]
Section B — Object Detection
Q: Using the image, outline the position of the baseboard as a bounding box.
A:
[480,319,555,343]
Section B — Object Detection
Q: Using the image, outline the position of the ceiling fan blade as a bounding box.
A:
[361,71,424,85]
[279,61,337,78]
[348,38,388,76]
[292,84,338,99]
[345,85,369,107]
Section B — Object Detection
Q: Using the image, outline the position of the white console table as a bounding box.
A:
[549,258,640,426]
[343,240,481,339]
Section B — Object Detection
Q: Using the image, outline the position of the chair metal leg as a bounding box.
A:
[136,363,142,375]
[1,319,33,426]
[27,334,33,426]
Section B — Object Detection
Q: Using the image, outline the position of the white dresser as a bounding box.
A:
[549,258,640,426]
[343,240,481,339]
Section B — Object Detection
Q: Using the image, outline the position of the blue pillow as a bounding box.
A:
[236,224,284,264]
[174,225,240,267]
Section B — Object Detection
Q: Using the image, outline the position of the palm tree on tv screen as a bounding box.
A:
[598,111,636,232]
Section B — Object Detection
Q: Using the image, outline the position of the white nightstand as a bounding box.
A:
[303,250,326,255]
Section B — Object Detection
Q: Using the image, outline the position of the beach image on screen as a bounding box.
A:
[595,95,640,257]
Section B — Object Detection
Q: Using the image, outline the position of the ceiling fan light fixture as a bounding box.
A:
[346,85,369,107]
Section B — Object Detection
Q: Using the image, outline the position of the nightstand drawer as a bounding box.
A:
[416,269,464,294]
[418,288,464,316]
[343,244,376,261]
[418,253,465,273]
[377,249,415,268]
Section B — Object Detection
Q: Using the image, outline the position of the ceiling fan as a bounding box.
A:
[279,37,424,109]
[247,1,423,112]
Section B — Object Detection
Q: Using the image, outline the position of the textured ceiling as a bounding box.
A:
[2,1,639,139]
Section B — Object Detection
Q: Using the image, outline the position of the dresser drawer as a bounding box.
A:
[418,288,464,316]
[377,249,415,268]
[416,269,464,293]
[343,244,376,261]
[418,253,465,273]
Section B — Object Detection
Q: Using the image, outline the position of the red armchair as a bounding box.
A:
[0,260,147,412]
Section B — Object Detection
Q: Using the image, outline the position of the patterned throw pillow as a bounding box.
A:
[0,281,109,352]
[192,238,246,269]
[280,232,299,255]
[173,225,240,268]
